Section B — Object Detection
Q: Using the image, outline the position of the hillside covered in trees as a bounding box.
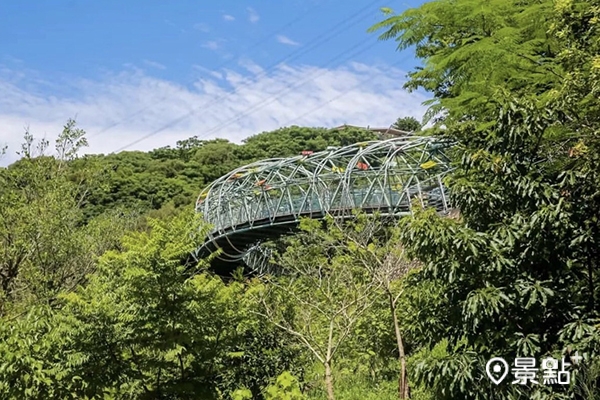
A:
[1,0,600,399]
[68,125,379,221]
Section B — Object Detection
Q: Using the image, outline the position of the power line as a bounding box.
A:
[109,0,388,152]
[279,60,404,127]
[195,38,379,140]
[87,1,330,140]
[113,36,377,153]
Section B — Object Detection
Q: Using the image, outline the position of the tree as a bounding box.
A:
[371,0,600,398]
[0,207,304,399]
[325,213,421,399]
[369,0,560,123]
[254,218,381,400]
[242,126,378,159]
[53,210,252,398]
[0,121,133,314]
[393,116,422,132]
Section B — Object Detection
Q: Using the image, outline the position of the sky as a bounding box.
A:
[0,0,429,165]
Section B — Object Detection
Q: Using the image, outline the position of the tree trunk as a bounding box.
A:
[390,293,409,399]
[324,360,335,400]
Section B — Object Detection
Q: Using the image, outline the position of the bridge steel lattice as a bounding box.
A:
[195,136,453,268]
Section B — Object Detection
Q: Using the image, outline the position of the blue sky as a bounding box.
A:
[0,0,429,164]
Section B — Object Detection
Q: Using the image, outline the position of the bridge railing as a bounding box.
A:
[197,136,453,242]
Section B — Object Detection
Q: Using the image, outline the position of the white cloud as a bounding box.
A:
[223,14,235,21]
[143,60,166,70]
[276,35,300,46]
[247,7,259,23]
[193,22,210,32]
[202,40,221,50]
[0,62,429,166]
[193,65,224,80]
[238,58,264,75]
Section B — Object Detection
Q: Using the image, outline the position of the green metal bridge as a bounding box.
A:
[195,136,453,270]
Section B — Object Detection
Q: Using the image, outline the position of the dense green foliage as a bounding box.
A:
[370,0,562,123]
[74,126,377,221]
[371,0,600,398]
[0,210,303,399]
[0,123,138,314]
[393,116,422,132]
[0,125,391,400]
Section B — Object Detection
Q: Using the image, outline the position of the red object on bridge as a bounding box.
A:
[301,150,313,156]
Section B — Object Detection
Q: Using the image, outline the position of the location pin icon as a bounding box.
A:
[486,357,509,385]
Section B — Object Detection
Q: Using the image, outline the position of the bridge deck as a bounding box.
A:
[195,136,452,268]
